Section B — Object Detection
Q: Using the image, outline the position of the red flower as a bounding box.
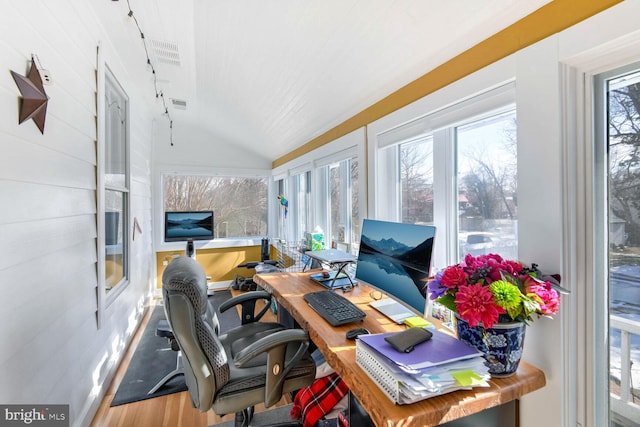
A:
[455,283,505,328]
[440,266,468,289]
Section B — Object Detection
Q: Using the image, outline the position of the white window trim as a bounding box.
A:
[96,50,131,326]
[376,81,516,149]
[155,165,272,251]
[560,33,640,427]
[369,83,516,270]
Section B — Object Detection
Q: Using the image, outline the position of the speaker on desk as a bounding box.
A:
[261,237,270,262]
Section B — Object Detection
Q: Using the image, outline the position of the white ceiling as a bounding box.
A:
[107,0,552,162]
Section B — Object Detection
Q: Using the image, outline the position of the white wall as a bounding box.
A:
[0,1,155,426]
[154,123,274,169]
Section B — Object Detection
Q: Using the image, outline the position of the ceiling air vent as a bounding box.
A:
[171,98,187,110]
[150,39,181,66]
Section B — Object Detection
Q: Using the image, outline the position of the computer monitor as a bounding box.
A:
[164,211,214,242]
[355,219,436,314]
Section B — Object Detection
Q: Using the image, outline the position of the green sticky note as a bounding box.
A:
[451,370,486,387]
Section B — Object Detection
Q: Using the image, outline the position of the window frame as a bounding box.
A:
[155,166,272,252]
[370,83,516,270]
[593,61,640,427]
[96,60,131,324]
[271,128,366,253]
[316,155,357,251]
[560,36,640,427]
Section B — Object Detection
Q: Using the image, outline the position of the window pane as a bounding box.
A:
[606,69,640,426]
[105,82,127,189]
[456,111,517,260]
[105,190,126,290]
[326,159,358,250]
[163,175,268,238]
[400,136,433,225]
[350,159,360,253]
[329,163,343,245]
[102,68,129,298]
[292,171,311,243]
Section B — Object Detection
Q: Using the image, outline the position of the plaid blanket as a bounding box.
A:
[290,373,349,427]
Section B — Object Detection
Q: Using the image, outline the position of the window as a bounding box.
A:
[163,174,268,239]
[456,111,518,260]
[318,157,359,252]
[102,67,129,296]
[594,65,640,427]
[291,171,312,243]
[373,84,516,269]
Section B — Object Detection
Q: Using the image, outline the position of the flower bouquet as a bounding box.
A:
[427,253,561,376]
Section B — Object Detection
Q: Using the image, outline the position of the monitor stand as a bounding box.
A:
[186,239,195,258]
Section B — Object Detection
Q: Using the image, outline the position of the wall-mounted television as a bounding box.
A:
[354,219,436,314]
[164,211,214,242]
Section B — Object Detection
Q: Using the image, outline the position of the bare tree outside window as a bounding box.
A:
[400,136,434,224]
[163,175,268,238]
[604,68,640,427]
[609,77,640,250]
[456,111,518,260]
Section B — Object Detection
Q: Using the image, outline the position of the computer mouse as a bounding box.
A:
[346,327,370,340]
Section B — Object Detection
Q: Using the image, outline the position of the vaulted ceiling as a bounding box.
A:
[103,0,552,162]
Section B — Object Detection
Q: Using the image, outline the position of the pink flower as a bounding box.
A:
[440,266,468,289]
[525,279,560,315]
[455,283,505,328]
[504,260,524,275]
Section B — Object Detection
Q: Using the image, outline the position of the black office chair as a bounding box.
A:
[232,238,279,291]
[148,288,280,395]
[162,256,316,427]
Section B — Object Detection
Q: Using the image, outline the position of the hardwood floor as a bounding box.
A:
[90,291,292,427]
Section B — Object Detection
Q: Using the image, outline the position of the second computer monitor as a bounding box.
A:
[355,219,436,314]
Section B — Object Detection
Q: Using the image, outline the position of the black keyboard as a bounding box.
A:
[303,290,366,326]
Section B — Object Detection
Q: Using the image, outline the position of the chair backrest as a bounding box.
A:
[162,256,228,411]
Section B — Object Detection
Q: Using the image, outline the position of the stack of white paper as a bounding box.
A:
[355,329,490,404]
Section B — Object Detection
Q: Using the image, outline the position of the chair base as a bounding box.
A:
[233,406,301,427]
[148,352,183,395]
[234,406,253,427]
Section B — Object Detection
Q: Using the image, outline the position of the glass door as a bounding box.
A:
[597,65,640,427]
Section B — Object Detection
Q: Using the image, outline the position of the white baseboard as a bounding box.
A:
[208,280,232,292]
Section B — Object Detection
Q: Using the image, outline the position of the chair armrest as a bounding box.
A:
[219,290,273,324]
[233,329,309,367]
[234,329,312,407]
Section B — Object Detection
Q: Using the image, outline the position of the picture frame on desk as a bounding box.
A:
[335,242,350,253]
[428,300,456,332]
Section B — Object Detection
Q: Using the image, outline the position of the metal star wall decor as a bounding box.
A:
[10,59,49,134]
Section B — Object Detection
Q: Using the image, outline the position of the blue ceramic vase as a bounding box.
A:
[455,316,526,377]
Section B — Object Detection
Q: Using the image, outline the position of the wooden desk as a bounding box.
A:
[254,271,546,427]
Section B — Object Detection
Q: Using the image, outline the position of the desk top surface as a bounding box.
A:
[254,270,547,427]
